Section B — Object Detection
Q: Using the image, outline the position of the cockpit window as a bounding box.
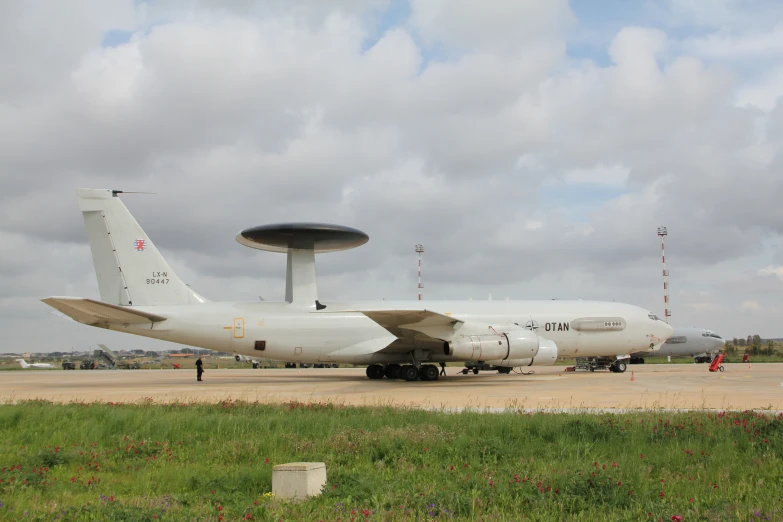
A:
[702,331,722,339]
[648,313,661,321]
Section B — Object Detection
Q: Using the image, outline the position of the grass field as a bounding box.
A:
[1,401,781,521]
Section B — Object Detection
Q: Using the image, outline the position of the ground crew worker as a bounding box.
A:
[196,356,204,382]
[742,353,749,364]
[439,361,446,376]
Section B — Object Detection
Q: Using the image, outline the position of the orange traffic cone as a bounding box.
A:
[630,371,636,382]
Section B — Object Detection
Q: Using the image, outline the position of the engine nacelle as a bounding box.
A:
[445,328,539,362]
[489,338,559,367]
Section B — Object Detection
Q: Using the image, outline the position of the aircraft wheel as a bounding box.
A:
[367,364,385,380]
[719,366,725,372]
[614,361,628,373]
[384,363,401,379]
[498,367,512,374]
[420,365,439,381]
[400,365,419,381]
[472,368,479,375]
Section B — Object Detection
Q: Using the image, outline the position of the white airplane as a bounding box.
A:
[630,327,725,364]
[17,359,56,369]
[42,189,673,381]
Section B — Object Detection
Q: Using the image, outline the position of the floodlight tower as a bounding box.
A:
[657,226,671,323]
[415,244,424,301]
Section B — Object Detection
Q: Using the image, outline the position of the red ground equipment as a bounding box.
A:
[708,354,725,372]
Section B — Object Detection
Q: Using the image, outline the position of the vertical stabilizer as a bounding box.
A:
[77,189,208,306]
[285,249,318,306]
[17,359,29,368]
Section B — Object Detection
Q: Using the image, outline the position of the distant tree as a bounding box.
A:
[747,335,754,347]
[765,340,774,356]
[145,351,159,358]
[732,337,739,346]
[132,349,145,355]
[737,338,746,346]
[725,342,736,356]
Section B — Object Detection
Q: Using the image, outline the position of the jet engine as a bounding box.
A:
[444,328,539,361]
[488,338,559,367]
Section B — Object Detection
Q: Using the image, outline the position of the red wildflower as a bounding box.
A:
[688,498,694,503]
[450,465,455,471]
[245,515,252,520]
[640,453,645,459]
[254,500,259,505]
[659,491,665,498]
[612,462,617,468]
[617,481,622,486]
[109,496,114,502]
[218,506,223,511]
[672,516,682,522]
[211,490,215,495]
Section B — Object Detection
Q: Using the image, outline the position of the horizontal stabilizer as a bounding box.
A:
[41,297,167,326]
[321,309,463,340]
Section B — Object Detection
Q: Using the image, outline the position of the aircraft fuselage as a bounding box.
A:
[108,299,671,365]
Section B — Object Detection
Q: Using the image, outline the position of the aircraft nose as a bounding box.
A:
[659,321,674,341]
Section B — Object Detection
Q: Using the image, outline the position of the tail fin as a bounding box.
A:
[77,189,208,306]
[17,359,29,368]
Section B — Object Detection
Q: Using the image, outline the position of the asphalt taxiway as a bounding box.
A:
[2,363,781,411]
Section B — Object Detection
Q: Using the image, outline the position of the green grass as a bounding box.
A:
[1,401,781,521]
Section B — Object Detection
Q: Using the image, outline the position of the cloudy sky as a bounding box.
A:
[2,0,782,353]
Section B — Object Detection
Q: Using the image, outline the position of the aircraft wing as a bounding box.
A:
[324,309,463,341]
[41,297,167,326]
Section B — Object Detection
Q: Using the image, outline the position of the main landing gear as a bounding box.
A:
[365,363,440,381]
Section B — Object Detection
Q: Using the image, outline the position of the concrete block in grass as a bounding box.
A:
[272,462,327,500]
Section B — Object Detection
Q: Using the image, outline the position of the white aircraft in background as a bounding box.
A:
[630,327,725,364]
[17,359,56,369]
[42,189,673,381]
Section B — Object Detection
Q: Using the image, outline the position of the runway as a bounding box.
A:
[2,363,781,410]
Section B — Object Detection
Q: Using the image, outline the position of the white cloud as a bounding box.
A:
[742,300,763,310]
[409,0,573,52]
[563,163,629,186]
[736,69,783,111]
[683,25,783,60]
[758,265,783,280]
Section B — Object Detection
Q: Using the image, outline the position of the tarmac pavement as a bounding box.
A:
[2,363,781,411]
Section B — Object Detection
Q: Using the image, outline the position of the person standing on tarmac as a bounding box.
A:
[196,357,204,382]
[439,362,446,376]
